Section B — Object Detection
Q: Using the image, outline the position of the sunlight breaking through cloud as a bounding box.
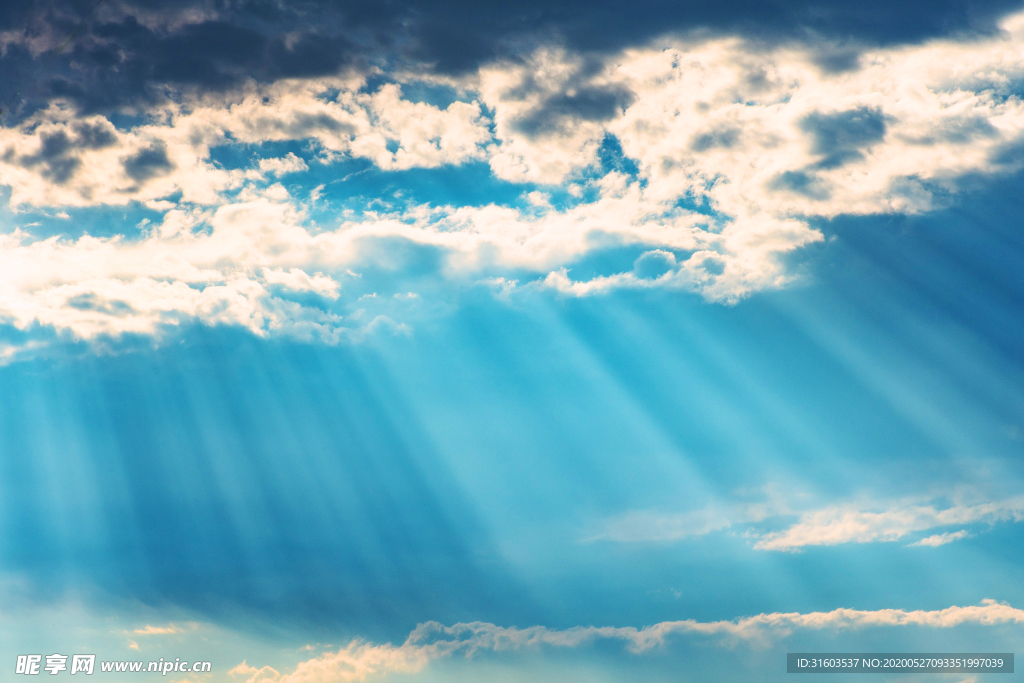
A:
[3,12,1024,354]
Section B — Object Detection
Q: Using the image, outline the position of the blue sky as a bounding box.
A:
[1,1,1024,680]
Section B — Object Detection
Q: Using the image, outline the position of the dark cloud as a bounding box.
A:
[810,45,864,73]
[65,292,136,316]
[901,115,1000,145]
[122,140,174,181]
[404,0,1024,75]
[3,118,119,184]
[768,170,831,199]
[72,120,118,148]
[10,121,119,183]
[0,0,1021,116]
[800,107,887,168]
[512,83,636,137]
[286,112,357,136]
[690,127,741,152]
[16,130,79,183]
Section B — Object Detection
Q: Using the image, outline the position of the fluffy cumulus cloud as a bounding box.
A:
[3,10,1024,352]
[478,48,637,184]
[229,601,1024,682]
[0,77,491,207]
[0,200,345,344]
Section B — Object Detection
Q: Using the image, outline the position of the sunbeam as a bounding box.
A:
[2,1,1024,678]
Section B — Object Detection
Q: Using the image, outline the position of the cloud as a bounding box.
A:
[122,140,175,182]
[605,24,1024,219]
[800,107,888,168]
[589,492,1024,550]
[0,79,491,207]
[753,498,1024,551]
[0,199,352,343]
[3,12,1024,352]
[132,624,185,635]
[2,0,1021,120]
[258,153,309,176]
[230,662,281,682]
[234,600,1024,682]
[908,530,972,547]
[13,9,1024,206]
[586,495,789,542]
[0,194,454,352]
[262,268,341,299]
[0,107,255,206]
[479,49,634,183]
[0,169,815,350]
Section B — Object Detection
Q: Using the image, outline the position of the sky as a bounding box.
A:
[1,0,1024,681]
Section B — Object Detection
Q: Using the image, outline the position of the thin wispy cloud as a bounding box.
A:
[591,496,1024,551]
[909,530,972,547]
[585,496,789,542]
[129,622,194,635]
[753,499,1024,551]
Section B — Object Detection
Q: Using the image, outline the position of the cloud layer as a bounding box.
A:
[231,600,1024,683]
[3,0,1020,117]
[3,12,1024,353]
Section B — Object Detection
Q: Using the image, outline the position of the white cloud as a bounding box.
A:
[588,492,1023,550]
[606,33,1024,219]
[262,268,341,299]
[0,107,252,207]
[130,622,197,635]
[174,79,491,173]
[3,13,1024,347]
[0,175,813,348]
[233,600,1024,682]
[476,15,1024,297]
[259,153,309,176]
[0,198,355,344]
[0,78,491,209]
[133,625,183,635]
[478,48,628,184]
[229,663,281,682]
[908,530,972,547]
[754,498,1024,551]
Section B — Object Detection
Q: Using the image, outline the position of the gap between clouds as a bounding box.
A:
[2,13,1024,350]
[230,600,1024,683]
